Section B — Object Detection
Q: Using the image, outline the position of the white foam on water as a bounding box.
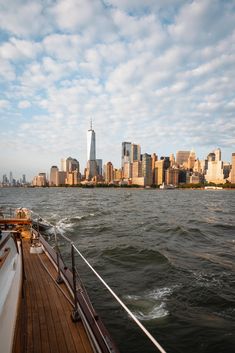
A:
[56,218,74,233]
[134,302,168,321]
[124,286,176,321]
[146,287,174,300]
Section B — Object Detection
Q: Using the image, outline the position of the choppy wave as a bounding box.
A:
[123,286,177,321]
[134,302,168,321]
[102,246,170,266]
[53,213,98,233]
[212,223,235,230]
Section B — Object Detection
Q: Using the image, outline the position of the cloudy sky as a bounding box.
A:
[0,0,235,180]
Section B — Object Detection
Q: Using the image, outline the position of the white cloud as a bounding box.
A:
[51,0,95,31]
[169,0,235,45]
[18,100,31,109]
[42,34,82,61]
[0,99,10,109]
[0,0,51,37]
[0,38,41,61]
[0,57,16,80]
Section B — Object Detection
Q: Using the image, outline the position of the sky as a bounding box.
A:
[0,0,235,180]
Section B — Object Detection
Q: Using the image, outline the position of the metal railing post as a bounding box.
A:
[71,243,80,322]
[54,227,63,284]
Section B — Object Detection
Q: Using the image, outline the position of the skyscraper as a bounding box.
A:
[61,157,79,173]
[87,121,97,179]
[188,150,196,170]
[96,159,103,176]
[121,142,131,168]
[176,151,190,166]
[104,162,114,183]
[230,153,235,183]
[9,171,13,185]
[50,166,59,186]
[87,121,96,161]
[205,148,225,184]
[154,157,170,185]
[130,144,141,163]
[142,153,152,186]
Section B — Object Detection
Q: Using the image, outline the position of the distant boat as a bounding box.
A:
[204,186,223,190]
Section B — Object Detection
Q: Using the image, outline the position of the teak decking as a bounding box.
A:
[13,237,94,353]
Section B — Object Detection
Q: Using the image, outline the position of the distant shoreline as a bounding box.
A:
[1,185,235,190]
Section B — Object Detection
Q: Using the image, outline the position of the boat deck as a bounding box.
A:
[13,236,94,353]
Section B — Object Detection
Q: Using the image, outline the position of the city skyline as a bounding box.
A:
[0,0,235,179]
[1,127,234,181]
[2,140,234,185]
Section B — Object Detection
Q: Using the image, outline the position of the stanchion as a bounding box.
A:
[71,243,80,322]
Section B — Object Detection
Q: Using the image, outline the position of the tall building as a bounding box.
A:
[9,171,13,185]
[230,153,235,183]
[87,123,96,161]
[188,150,196,170]
[132,161,142,178]
[67,157,79,172]
[151,153,158,184]
[66,170,80,185]
[176,151,190,167]
[123,162,132,179]
[61,158,67,172]
[57,171,67,186]
[154,157,170,185]
[193,160,202,173]
[96,159,102,176]
[50,166,59,186]
[32,173,47,187]
[214,148,221,162]
[121,142,131,168]
[87,121,97,179]
[205,148,225,184]
[130,144,141,163]
[113,168,122,182]
[2,174,8,184]
[61,157,79,173]
[142,153,152,186]
[165,168,179,186]
[104,162,114,183]
[170,153,175,167]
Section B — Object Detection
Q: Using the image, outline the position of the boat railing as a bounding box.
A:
[31,211,167,353]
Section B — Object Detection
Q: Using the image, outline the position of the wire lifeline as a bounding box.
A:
[72,243,167,353]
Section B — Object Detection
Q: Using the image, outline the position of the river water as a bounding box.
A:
[1,187,235,353]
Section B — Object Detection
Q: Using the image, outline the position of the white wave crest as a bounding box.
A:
[134,302,168,321]
[124,286,176,321]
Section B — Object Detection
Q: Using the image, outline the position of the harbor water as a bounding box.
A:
[1,187,235,353]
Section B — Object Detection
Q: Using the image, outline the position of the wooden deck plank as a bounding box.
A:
[27,245,72,353]
[45,258,94,353]
[29,251,51,353]
[13,238,94,353]
[48,280,77,353]
[55,281,91,353]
